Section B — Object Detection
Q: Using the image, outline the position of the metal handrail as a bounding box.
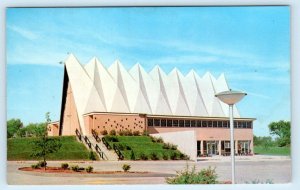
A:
[113,144,124,160]
[95,144,104,159]
[92,129,101,143]
[84,136,92,149]
[102,137,112,150]
[75,129,82,141]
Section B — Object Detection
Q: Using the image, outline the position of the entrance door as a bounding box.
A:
[206,141,217,155]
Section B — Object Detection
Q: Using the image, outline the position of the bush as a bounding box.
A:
[101,130,108,135]
[116,143,131,151]
[166,165,218,184]
[142,130,149,136]
[179,153,190,160]
[133,131,140,136]
[171,144,178,150]
[140,153,148,160]
[109,130,116,136]
[89,151,97,160]
[130,150,136,160]
[71,165,80,172]
[150,152,159,160]
[31,164,39,169]
[118,130,125,136]
[163,153,169,160]
[37,161,47,168]
[86,166,93,173]
[150,136,164,143]
[122,164,131,172]
[163,143,170,149]
[170,152,178,160]
[105,135,119,142]
[79,167,85,171]
[61,163,69,170]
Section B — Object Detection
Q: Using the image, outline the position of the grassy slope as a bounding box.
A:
[254,146,290,156]
[106,136,182,160]
[7,136,94,160]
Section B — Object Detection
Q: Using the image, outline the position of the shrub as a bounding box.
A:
[163,153,169,160]
[116,143,131,151]
[101,130,108,135]
[133,131,140,136]
[163,143,170,149]
[142,130,149,136]
[150,152,159,160]
[37,161,47,168]
[118,130,125,136]
[71,165,80,172]
[130,150,136,160]
[109,129,116,136]
[166,165,218,184]
[86,166,93,173]
[61,163,69,170]
[127,130,133,136]
[122,164,131,172]
[171,144,178,150]
[105,135,119,142]
[89,151,97,160]
[79,167,85,171]
[157,137,164,143]
[179,153,190,160]
[170,152,178,160]
[140,153,148,160]
[31,164,39,169]
[150,136,164,143]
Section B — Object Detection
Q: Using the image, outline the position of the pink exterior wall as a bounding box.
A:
[61,83,80,136]
[47,122,59,136]
[148,126,254,153]
[84,113,147,135]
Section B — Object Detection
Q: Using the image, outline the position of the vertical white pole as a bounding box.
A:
[229,104,235,184]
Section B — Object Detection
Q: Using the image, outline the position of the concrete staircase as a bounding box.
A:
[87,135,119,161]
[75,129,118,161]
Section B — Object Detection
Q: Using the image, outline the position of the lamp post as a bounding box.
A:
[215,89,247,184]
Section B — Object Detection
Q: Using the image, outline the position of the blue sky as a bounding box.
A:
[6,7,290,136]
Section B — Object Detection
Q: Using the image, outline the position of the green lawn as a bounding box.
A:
[254,146,290,156]
[7,136,95,160]
[104,136,185,160]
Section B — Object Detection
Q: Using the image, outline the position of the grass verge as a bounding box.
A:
[7,136,96,160]
[254,145,290,156]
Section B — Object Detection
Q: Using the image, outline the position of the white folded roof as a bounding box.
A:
[65,54,241,121]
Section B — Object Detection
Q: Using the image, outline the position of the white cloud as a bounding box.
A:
[7,25,39,40]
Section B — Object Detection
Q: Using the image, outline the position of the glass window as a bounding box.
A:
[191,120,196,127]
[147,119,153,126]
[247,121,252,128]
[213,121,217,127]
[234,121,238,128]
[224,121,227,127]
[179,120,184,127]
[167,119,172,127]
[161,119,166,127]
[202,120,207,127]
[196,120,202,127]
[173,120,179,127]
[217,121,222,128]
[185,120,191,127]
[154,119,160,126]
[208,121,212,127]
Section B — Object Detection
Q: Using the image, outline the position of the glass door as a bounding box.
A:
[206,141,217,156]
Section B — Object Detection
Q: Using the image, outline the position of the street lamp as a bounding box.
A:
[215,89,247,184]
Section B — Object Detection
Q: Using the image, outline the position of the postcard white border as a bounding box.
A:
[0,0,299,190]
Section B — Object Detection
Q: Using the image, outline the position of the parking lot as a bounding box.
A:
[7,156,291,185]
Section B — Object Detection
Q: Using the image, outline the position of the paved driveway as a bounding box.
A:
[7,156,291,185]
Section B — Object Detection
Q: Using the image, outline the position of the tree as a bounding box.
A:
[268,120,290,147]
[7,119,23,138]
[31,112,61,170]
